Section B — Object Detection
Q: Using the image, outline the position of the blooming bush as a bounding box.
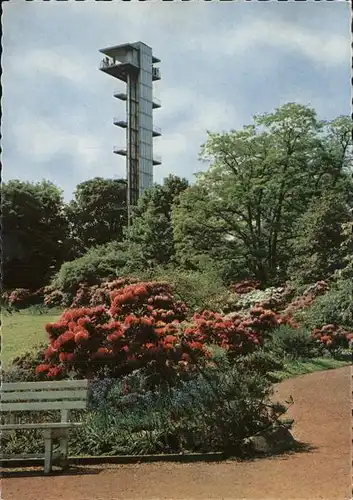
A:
[7,288,44,309]
[183,306,279,359]
[229,286,292,314]
[281,280,329,319]
[35,280,289,383]
[311,324,353,352]
[230,280,260,294]
[43,286,71,308]
[35,282,207,385]
[72,277,140,308]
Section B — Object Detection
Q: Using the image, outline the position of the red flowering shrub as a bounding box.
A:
[7,288,44,309]
[281,281,329,318]
[183,306,280,359]
[43,287,70,308]
[230,280,260,295]
[311,324,353,352]
[109,281,188,322]
[36,282,203,384]
[71,277,140,308]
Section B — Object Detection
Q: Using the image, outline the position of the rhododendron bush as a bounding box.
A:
[36,282,208,383]
[35,281,286,382]
[184,307,278,358]
[311,324,353,352]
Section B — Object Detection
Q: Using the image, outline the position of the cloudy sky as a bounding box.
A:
[3,1,351,201]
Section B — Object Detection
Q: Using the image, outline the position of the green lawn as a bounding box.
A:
[273,356,351,381]
[1,310,61,368]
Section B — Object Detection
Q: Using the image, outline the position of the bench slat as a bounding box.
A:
[0,422,84,430]
[1,400,87,412]
[1,389,87,402]
[1,380,88,391]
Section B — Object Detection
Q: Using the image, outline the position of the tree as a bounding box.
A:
[172,103,352,285]
[124,174,189,266]
[288,192,352,284]
[2,180,69,290]
[66,177,127,255]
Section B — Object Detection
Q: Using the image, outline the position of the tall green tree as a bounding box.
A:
[66,177,127,255]
[288,192,352,284]
[172,104,352,285]
[124,174,189,266]
[2,180,69,290]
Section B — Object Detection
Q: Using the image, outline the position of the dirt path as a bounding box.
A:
[2,366,352,500]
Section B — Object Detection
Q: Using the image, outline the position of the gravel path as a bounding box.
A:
[2,366,351,500]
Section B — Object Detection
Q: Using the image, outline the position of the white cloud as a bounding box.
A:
[186,18,349,68]
[11,117,102,172]
[6,47,99,87]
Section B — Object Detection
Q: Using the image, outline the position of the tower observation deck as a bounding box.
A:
[99,41,161,224]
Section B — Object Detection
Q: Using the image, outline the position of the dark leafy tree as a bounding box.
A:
[124,174,189,266]
[2,180,69,290]
[66,177,127,255]
[288,192,352,284]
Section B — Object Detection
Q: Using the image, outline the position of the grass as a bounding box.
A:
[1,309,61,368]
[273,355,352,381]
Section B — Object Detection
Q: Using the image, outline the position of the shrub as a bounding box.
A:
[281,280,329,319]
[229,286,293,314]
[269,324,322,360]
[230,280,260,294]
[298,279,353,330]
[69,352,290,457]
[71,277,139,308]
[311,324,353,353]
[50,241,129,295]
[7,288,44,309]
[182,306,283,362]
[35,282,207,386]
[128,265,233,313]
[43,286,71,308]
[2,355,291,458]
[3,349,47,382]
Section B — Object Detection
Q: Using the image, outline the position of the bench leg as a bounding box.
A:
[43,431,53,474]
[59,434,69,469]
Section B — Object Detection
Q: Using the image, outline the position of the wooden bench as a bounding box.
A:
[0,379,88,474]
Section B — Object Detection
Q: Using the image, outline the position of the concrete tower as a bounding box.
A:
[99,41,161,224]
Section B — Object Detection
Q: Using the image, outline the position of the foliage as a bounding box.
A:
[296,279,353,330]
[172,104,352,285]
[124,175,189,266]
[2,180,69,290]
[288,192,352,284]
[2,349,47,382]
[2,351,290,458]
[339,221,353,280]
[230,285,293,314]
[269,324,321,360]
[281,280,329,320]
[65,177,127,255]
[34,279,290,386]
[5,288,44,309]
[50,241,130,296]
[230,280,260,294]
[128,265,234,313]
[71,278,139,308]
[70,353,288,456]
[311,324,353,353]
